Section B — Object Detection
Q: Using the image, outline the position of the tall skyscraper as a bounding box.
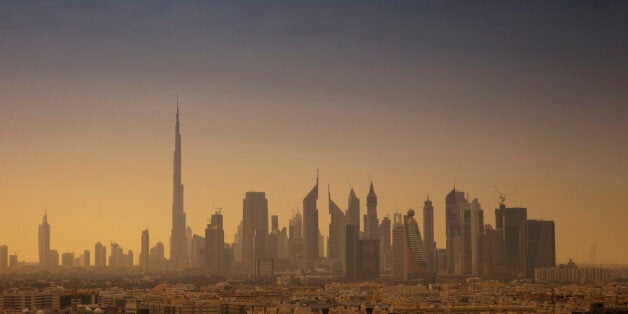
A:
[170,103,188,270]
[470,198,484,277]
[288,211,303,261]
[94,242,106,267]
[346,188,360,230]
[242,191,269,272]
[303,172,319,266]
[83,250,90,267]
[345,224,359,279]
[522,220,555,279]
[422,196,436,272]
[365,182,379,240]
[482,224,504,278]
[48,250,59,267]
[327,186,346,265]
[205,210,225,275]
[379,216,391,272]
[391,213,405,280]
[502,207,527,277]
[38,211,50,267]
[61,252,74,267]
[0,245,8,271]
[445,188,466,275]
[271,215,279,232]
[141,229,150,273]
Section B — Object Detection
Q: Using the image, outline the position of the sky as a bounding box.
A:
[0,1,627,264]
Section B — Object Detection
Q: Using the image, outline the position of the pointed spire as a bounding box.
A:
[427,193,430,201]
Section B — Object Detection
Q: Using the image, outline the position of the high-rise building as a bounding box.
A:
[48,250,59,267]
[391,213,405,280]
[94,242,106,267]
[38,212,51,267]
[482,224,504,278]
[470,198,484,277]
[150,241,166,271]
[242,191,269,272]
[0,245,8,271]
[345,224,359,279]
[346,188,360,231]
[82,250,90,267]
[356,239,380,280]
[288,211,303,261]
[190,234,205,268]
[271,215,279,232]
[205,210,225,275]
[303,172,319,267]
[423,195,437,273]
[327,187,346,267]
[365,182,379,240]
[522,220,555,279]
[502,207,527,277]
[9,255,18,268]
[141,229,149,273]
[170,104,188,270]
[445,188,466,275]
[61,252,74,267]
[379,216,391,272]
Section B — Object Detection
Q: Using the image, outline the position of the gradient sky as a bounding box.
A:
[1,1,627,264]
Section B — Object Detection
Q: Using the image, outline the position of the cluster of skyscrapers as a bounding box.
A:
[0,106,557,281]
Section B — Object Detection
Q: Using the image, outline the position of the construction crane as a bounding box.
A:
[212,201,223,215]
[494,186,518,206]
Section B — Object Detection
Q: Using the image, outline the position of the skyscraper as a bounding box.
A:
[170,103,188,270]
[303,172,319,266]
[522,220,556,279]
[379,216,391,272]
[38,211,50,267]
[242,191,269,272]
[423,196,437,272]
[205,210,225,275]
[445,188,466,275]
[365,182,379,240]
[346,188,360,230]
[288,211,303,261]
[482,224,504,278]
[141,229,149,273]
[391,213,405,280]
[502,207,527,277]
[83,250,90,267]
[271,215,279,232]
[470,198,484,277]
[0,245,8,271]
[327,186,346,265]
[94,242,106,267]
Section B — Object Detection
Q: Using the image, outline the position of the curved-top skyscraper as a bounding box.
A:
[169,103,187,270]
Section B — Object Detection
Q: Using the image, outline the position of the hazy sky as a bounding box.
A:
[1,1,627,264]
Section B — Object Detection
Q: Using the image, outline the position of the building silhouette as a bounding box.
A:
[271,215,279,232]
[140,229,149,273]
[356,239,380,280]
[48,250,59,267]
[422,196,437,273]
[38,211,51,267]
[327,186,346,270]
[242,191,269,272]
[61,252,74,267]
[482,224,504,278]
[392,209,427,280]
[391,213,405,280]
[445,188,466,275]
[345,224,359,279]
[501,207,527,277]
[170,104,188,270]
[288,211,303,262]
[365,182,379,241]
[205,210,225,275]
[522,220,555,278]
[346,188,360,232]
[94,242,106,267]
[303,172,319,268]
[82,249,90,267]
[0,245,7,271]
[379,216,391,272]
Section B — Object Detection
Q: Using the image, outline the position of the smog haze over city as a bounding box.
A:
[0,1,627,313]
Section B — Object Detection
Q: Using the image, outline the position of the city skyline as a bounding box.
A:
[1,1,627,265]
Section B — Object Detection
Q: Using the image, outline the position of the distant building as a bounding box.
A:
[391,213,405,280]
[345,224,359,279]
[140,229,150,273]
[205,210,225,275]
[38,212,51,267]
[170,105,188,270]
[346,188,360,232]
[288,212,303,262]
[83,249,90,267]
[392,209,427,280]
[256,257,274,277]
[303,173,319,268]
[356,239,380,280]
[535,260,609,284]
[522,220,555,278]
[482,224,504,278]
[423,196,437,273]
[8,255,18,268]
[61,252,74,267]
[379,216,391,272]
[150,241,166,271]
[365,182,379,241]
[0,245,7,271]
[271,215,279,232]
[445,188,466,275]
[48,249,59,267]
[242,191,269,272]
[190,234,205,268]
[327,187,346,268]
[502,207,527,277]
[94,242,106,267]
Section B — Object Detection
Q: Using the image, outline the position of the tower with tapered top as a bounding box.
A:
[303,171,319,267]
[169,99,188,269]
